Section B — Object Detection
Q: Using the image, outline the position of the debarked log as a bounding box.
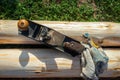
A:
[0,20,120,47]
[0,48,119,78]
[0,20,120,78]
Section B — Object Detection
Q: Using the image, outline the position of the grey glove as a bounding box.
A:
[80,43,109,80]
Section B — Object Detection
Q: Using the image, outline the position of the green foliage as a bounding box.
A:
[95,0,120,22]
[0,0,119,22]
[0,0,17,19]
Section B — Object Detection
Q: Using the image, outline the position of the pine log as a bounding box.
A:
[0,20,120,47]
[0,20,120,78]
[0,48,119,78]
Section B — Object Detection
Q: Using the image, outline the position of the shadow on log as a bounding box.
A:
[0,20,120,78]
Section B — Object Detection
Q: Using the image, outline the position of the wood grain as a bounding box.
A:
[0,48,119,78]
[0,20,120,78]
[71,36,120,47]
[0,20,120,47]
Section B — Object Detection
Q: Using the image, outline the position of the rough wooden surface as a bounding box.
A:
[1,20,120,37]
[0,20,120,78]
[0,20,120,47]
[0,48,119,78]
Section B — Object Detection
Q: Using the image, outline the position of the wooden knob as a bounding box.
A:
[18,19,29,30]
